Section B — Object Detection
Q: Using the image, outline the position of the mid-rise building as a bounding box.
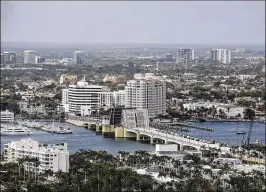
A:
[60,74,78,85]
[98,92,114,107]
[176,48,194,64]
[3,138,69,173]
[125,73,166,118]
[211,49,231,64]
[65,77,104,115]
[114,90,125,106]
[0,110,14,123]
[73,51,84,65]
[35,56,45,64]
[24,50,36,64]
[3,52,16,63]
[62,89,69,104]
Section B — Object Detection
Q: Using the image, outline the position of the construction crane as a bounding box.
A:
[241,109,255,147]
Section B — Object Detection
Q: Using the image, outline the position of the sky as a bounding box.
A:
[1,1,265,45]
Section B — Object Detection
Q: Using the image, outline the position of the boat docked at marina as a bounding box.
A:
[1,125,33,136]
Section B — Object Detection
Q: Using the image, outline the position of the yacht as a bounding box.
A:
[53,126,72,134]
[1,125,33,136]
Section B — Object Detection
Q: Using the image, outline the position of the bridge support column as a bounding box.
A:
[180,144,184,151]
[136,132,140,141]
[150,137,154,144]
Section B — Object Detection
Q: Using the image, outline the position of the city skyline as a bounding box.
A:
[1,1,265,45]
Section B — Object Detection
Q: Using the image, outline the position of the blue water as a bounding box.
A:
[188,122,265,145]
[0,122,155,154]
[1,122,265,154]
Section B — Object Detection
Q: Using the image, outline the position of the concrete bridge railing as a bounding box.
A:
[125,127,220,150]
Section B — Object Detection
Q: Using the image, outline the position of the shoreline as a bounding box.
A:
[188,120,265,123]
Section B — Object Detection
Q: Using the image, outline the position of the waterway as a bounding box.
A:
[1,122,265,154]
[188,122,265,145]
[0,122,155,154]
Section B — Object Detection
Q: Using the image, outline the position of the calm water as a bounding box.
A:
[0,122,155,154]
[189,122,265,145]
[1,122,265,154]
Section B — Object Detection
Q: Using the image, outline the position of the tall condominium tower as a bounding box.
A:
[24,50,36,64]
[125,73,166,118]
[211,49,231,64]
[176,48,194,64]
[73,51,84,65]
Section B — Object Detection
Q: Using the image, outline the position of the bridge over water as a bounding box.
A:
[124,127,220,151]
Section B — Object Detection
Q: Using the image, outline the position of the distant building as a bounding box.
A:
[176,48,194,64]
[1,53,4,63]
[156,62,175,71]
[73,51,84,65]
[0,110,14,123]
[3,138,69,173]
[35,56,45,64]
[24,50,36,64]
[211,49,231,64]
[3,52,16,64]
[125,73,166,118]
[165,53,173,61]
[59,74,78,85]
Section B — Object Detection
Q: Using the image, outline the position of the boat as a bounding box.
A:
[1,125,33,136]
[236,122,246,135]
[53,126,72,134]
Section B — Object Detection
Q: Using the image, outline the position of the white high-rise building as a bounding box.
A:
[4,138,69,173]
[211,49,231,64]
[125,73,166,118]
[114,90,125,106]
[24,50,36,64]
[176,48,194,64]
[73,51,84,65]
[98,92,114,107]
[66,77,104,115]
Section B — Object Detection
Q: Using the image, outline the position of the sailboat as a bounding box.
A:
[236,122,246,135]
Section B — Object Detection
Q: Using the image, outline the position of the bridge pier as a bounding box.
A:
[150,137,154,144]
[180,144,184,151]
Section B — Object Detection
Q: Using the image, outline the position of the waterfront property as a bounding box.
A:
[3,138,69,173]
[0,110,14,123]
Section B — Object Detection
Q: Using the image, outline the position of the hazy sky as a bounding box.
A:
[1,1,265,45]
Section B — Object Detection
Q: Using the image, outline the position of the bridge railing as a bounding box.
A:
[131,127,218,148]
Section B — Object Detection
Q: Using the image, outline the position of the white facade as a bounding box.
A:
[114,90,125,106]
[24,50,36,64]
[98,92,114,107]
[66,78,103,114]
[211,49,231,64]
[4,138,69,173]
[62,89,69,104]
[20,104,46,115]
[176,48,194,64]
[0,110,14,123]
[125,73,166,118]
